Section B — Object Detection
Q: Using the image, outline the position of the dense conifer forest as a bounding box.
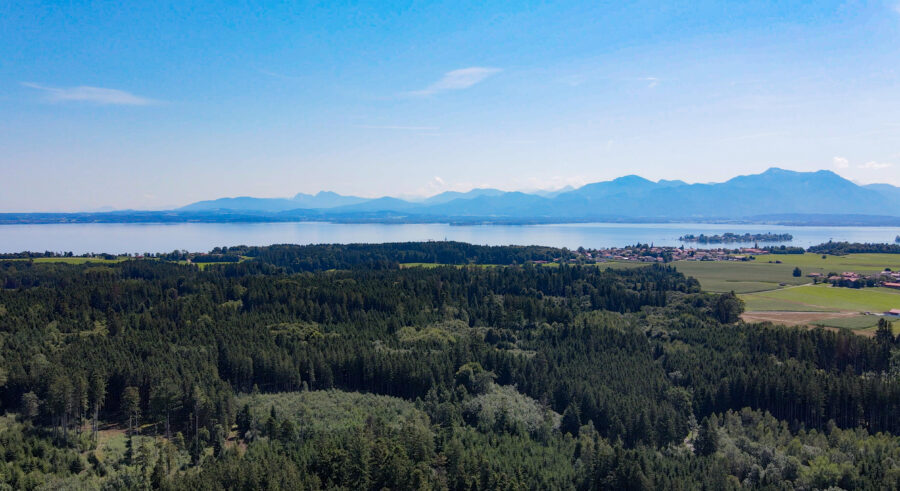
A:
[0,242,898,489]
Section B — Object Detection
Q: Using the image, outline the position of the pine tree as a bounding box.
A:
[694,416,719,456]
[561,403,582,436]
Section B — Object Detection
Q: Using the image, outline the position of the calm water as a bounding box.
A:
[0,222,898,255]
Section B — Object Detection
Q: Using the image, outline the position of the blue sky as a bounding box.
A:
[2,0,900,211]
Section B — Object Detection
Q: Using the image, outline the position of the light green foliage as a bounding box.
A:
[236,390,429,437]
[455,362,496,395]
[711,408,900,489]
[463,384,560,436]
[396,319,472,346]
[219,299,243,310]
[0,414,188,489]
[267,321,324,342]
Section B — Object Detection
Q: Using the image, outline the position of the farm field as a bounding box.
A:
[740,284,900,332]
[753,253,900,272]
[667,253,900,333]
[672,260,810,293]
[741,284,900,313]
[672,253,900,293]
[6,256,127,264]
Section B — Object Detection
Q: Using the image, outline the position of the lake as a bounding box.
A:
[1,222,899,255]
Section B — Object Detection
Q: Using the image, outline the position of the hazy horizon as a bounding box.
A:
[3,1,900,212]
[0,166,894,213]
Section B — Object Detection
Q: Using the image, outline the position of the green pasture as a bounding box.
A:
[4,256,127,264]
[755,253,900,272]
[672,253,900,294]
[738,295,833,312]
[741,284,900,313]
[673,260,810,293]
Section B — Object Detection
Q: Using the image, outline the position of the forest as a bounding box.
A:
[0,242,898,489]
[808,241,900,255]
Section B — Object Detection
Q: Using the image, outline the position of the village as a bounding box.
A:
[574,244,775,263]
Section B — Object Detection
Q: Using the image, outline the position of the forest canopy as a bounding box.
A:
[0,242,898,489]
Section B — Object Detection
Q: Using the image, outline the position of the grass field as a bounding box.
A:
[672,253,900,294]
[5,256,127,264]
[742,284,900,313]
[753,253,900,272]
[739,283,900,332]
[669,253,900,333]
[672,261,811,293]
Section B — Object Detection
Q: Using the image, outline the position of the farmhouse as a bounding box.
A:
[885,309,900,317]
[883,282,900,289]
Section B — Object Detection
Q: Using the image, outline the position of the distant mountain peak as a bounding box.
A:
[612,174,653,184]
[176,168,900,220]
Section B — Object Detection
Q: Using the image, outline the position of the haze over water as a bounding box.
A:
[2,222,898,255]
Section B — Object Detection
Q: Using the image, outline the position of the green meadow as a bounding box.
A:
[672,260,810,293]
[741,284,900,313]
[6,256,128,264]
[672,253,900,294]
[668,253,900,332]
[755,253,900,272]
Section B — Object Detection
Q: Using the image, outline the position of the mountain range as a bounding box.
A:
[173,168,900,221]
[3,168,900,225]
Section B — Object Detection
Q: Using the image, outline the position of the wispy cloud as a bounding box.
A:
[835,156,893,170]
[22,82,156,105]
[640,77,659,88]
[858,161,892,170]
[409,67,501,96]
